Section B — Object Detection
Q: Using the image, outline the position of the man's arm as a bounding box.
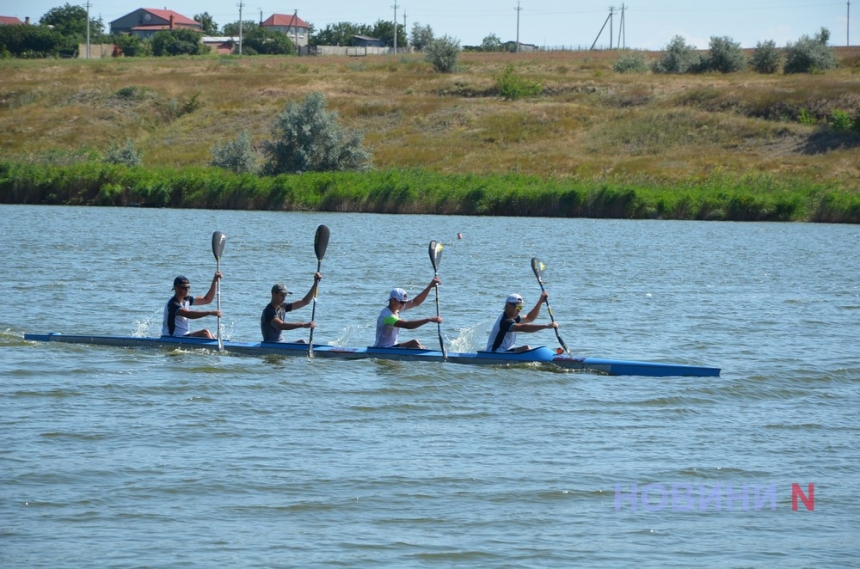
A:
[195,271,222,305]
[290,272,322,311]
[520,291,547,324]
[394,316,443,330]
[511,321,558,333]
[404,276,441,310]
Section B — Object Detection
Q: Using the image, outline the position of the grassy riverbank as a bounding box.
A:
[2,50,859,220]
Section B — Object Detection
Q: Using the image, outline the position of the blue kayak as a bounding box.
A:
[23,332,720,377]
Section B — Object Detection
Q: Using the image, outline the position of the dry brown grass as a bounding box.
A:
[1,50,859,188]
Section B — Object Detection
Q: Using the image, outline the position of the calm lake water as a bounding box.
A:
[1,204,858,567]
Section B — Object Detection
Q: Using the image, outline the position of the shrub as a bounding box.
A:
[751,40,781,73]
[784,28,838,73]
[103,139,142,166]
[829,110,854,131]
[651,35,702,74]
[702,36,746,73]
[262,92,372,175]
[425,35,460,73]
[613,52,649,73]
[798,108,816,125]
[210,131,260,174]
[151,28,208,56]
[494,65,542,100]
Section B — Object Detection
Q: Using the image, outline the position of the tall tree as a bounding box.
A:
[370,19,406,48]
[410,23,434,51]
[40,3,104,39]
[310,22,371,46]
[194,12,219,36]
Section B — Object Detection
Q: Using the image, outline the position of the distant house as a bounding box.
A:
[503,41,539,53]
[260,13,310,48]
[202,36,237,55]
[353,35,385,48]
[110,8,202,39]
[0,16,25,25]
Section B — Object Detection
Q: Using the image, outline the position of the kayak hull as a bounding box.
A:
[23,333,720,377]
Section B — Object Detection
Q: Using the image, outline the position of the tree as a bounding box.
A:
[111,33,150,57]
[480,33,503,52]
[151,28,207,56]
[613,52,649,73]
[751,40,781,74]
[210,131,259,174]
[310,22,371,46]
[262,92,372,175]
[194,12,219,36]
[425,35,460,73]
[222,20,258,36]
[40,3,104,39]
[370,20,407,48]
[703,36,746,73]
[784,27,838,73]
[651,35,702,74]
[242,26,295,55]
[410,23,434,51]
[0,24,67,57]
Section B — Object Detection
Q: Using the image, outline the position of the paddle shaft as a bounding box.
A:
[535,278,569,354]
[216,257,222,350]
[308,225,330,358]
[433,269,446,358]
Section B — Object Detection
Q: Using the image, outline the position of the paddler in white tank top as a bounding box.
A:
[374,278,442,349]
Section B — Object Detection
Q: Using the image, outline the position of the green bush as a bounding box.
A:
[103,139,142,166]
[210,131,260,174]
[751,40,781,73]
[702,36,746,73]
[652,35,702,74]
[262,92,372,175]
[829,110,854,131]
[798,108,816,125]
[613,52,649,73]
[151,28,208,56]
[494,65,542,100]
[425,35,460,73]
[784,28,838,74]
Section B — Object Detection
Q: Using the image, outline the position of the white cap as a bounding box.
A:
[390,288,408,302]
[506,293,524,304]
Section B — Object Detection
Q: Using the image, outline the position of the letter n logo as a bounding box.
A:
[792,483,814,511]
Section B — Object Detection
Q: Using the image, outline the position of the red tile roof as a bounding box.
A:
[261,14,309,28]
[141,8,200,27]
[0,16,25,25]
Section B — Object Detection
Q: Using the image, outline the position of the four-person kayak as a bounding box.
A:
[23,332,721,377]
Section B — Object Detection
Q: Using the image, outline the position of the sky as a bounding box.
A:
[2,0,856,49]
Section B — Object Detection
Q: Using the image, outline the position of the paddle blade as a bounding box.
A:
[531,257,545,280]
[314,225,330,261]
[429,241,443,271]
[211,231,226,260]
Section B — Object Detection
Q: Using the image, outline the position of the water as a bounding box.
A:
[1,205,858,567]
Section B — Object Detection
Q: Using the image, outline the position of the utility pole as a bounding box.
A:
[294,9,299,55]
[620,4,626,49]
[85,1,91,59]
[515,0,522,53]
[849,1,852,46]
[609,6,615,49]
[590,7,613,50]
[238,1,244,55]
[392,1,399,53]
[403,12,408,48]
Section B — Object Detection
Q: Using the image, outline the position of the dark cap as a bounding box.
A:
[272,283,292,294]
[173,276,190,287]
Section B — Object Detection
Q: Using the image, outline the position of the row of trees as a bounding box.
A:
[613,28,839,75]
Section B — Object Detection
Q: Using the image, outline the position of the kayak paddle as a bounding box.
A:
[428,240,447,359]
[211,231,226,351]
[308,224,330,358]
[531,257,569,355]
